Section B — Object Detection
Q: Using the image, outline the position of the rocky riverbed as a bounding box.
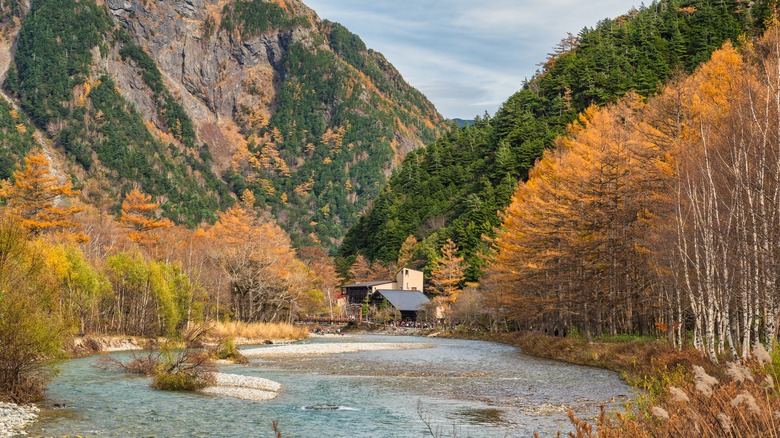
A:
[0,402,38,437]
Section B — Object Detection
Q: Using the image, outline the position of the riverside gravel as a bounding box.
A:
[241,342,432,357]
[0,402,38,437]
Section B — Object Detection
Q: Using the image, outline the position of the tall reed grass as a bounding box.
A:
[561,344,780,437]
[209,321,308,341]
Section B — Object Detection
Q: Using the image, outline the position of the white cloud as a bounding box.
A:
[304,0,638,118]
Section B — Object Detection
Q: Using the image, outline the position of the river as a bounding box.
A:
[28,335,631,437]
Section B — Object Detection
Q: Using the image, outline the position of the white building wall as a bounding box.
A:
[396,269,424,291]
[371,281,397,292]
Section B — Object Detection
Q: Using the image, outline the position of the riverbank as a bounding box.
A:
[0,402,38,437]
[439,329,714,385]
[69,336,147,356]
[68,333,305,357]
[465,331,780,436]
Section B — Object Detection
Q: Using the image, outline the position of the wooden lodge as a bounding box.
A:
[342,269,429,321]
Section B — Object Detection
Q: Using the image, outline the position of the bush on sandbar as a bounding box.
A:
[212,338,249,364]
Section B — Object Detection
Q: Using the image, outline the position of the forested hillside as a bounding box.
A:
[0,0,445,242]
[487,23,780,361]
[339,0,777,280]
[4,0,231,226]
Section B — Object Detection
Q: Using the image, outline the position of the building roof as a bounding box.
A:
[376,290,430,312]
[344,280,395,288]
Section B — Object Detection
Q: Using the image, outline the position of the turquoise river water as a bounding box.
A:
[28,335,631,437]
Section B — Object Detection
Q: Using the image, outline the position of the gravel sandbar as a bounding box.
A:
[200,373,281,401]
[242,342,432,357]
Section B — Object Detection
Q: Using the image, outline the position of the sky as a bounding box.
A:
[304,0,639,119]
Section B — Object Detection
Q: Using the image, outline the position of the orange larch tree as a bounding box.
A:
[486,95,668,339]
[0,152,83,235]
[397,234,419,269]
[206,196,313,322]
[119,188,172,247]
[428,239,465,303]
[298,246,342,318]
[349,255,373,283]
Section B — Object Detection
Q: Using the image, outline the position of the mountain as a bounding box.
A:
[338,0,776,280]
[0,0,446,239]
[450,118,474,128]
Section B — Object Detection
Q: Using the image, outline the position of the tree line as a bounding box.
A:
[340,0,776,282]
[487,23,780,360]
[0,152,338,401]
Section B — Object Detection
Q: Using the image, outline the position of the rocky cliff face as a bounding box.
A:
[106,0,288,172]
[1,0,446,244]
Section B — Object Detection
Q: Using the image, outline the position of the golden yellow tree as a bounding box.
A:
[349,255,373,282]
[487,95,667,339]
[428,239,465,303]
[119,189,172,246]
[207,200,311,322]
[0,152,82,235]
[397,235,419,269]
[298,246,341,317]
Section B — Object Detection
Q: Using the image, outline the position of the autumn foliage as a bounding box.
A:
[0,154,331,401]
[428,239,465,303]
[0,152,82,236]
[486,95,664,338]
[486,23,780,363]
[120,188,172,246]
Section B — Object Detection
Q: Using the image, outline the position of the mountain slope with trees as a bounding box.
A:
[0,0,446,242]
[339,0,777,280]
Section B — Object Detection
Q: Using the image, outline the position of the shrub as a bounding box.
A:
[95,344,217,392]
[568,350,780,437]
[152,367,215,391]
[213,338,249,364]
[151,350,216,391]
[0,217,68,403]
[94,352,162,376]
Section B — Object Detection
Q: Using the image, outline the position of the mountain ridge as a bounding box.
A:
[0,0,447,242]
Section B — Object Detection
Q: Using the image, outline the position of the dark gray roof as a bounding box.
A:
[344,280,395,288]
[376,290,430,312]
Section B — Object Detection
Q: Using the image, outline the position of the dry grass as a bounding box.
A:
[565,358,780,437]
[485,331,780,437]
[209,321,308,341]
[480,331,712,385]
